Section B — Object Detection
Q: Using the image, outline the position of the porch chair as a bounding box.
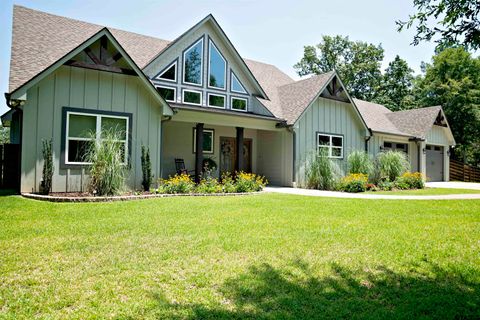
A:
[174,158,195,176]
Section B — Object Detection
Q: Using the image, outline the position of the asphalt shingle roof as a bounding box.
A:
[8,6,443,138]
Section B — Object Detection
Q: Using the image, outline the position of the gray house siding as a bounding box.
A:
[293,97,367,185]
[20,65,163,193]
[257,130,293,186]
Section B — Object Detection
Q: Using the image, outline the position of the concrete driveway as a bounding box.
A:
[426,182,480,190]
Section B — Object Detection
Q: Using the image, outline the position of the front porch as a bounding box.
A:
[161,107,293,185]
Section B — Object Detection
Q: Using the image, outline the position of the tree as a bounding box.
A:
[397,0,480,51]
[374,55,416,111]
[415,47,480,165]
[294,35,384,101]
[0,123,9,144]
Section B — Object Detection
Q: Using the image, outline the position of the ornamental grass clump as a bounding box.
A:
[85,129,127,196]
[305,149,341,190]
[347,150,373,176]
[374,150,410,182]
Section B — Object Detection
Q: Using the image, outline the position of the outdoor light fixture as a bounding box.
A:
[447,149,451,157]
[422,148,426,155]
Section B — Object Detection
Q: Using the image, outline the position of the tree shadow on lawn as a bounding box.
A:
[153,259,479,319]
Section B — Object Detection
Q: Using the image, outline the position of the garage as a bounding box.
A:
[426,145,444,181]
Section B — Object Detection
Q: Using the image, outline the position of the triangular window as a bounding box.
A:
[231,72,247,94]
[157,61,177,82]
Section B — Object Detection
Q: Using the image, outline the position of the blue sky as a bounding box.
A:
[0,0,437,115]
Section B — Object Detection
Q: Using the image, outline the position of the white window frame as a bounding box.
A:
[156,61,177,82]
[156,85,176,103]
[65,111,129,165]
[317,133,343,159]
[207,93,226,109]
[231,71,247,94]
[208,39,226,90]
[193,128,214,154]
[183,38,204,87]
[182,89,203,106]
[231,96,248,112]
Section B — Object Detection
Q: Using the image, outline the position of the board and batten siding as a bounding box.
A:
[293,97,367,185]
[426,125,453,145]
[256,130,293,186]
[20,65,163,193]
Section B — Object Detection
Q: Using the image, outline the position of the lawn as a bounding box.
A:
[1,194,479,319]
[366,187,480,195]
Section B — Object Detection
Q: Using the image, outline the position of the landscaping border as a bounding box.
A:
[22,191,262,203]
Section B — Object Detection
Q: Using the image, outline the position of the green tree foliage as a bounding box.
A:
[397,0,480,51]
[294,35,384,100]
[374,55,416,111]
[415,47,480,165]
[0,123,9,144]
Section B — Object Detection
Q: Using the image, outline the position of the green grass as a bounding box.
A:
[1,194,479,319]
[367,187,480,195]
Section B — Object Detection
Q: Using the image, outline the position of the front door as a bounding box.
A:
[220,137,252,174]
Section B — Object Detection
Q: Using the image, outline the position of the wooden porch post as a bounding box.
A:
[235,127,244,172]
[195,123,204,183]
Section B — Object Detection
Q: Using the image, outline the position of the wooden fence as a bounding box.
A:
[0,144,20,191]
[450,159,480,182]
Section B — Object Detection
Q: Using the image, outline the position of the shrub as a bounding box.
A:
[347,150,373,175]
[196,177,222,193]
[393,178,410,190]
[374,150,410,182]
[395,172,425,189]
[378,180,394,191]
[159,174,195,194]
[141,145,152,192]
[41,138,54,195]
[339,173,368,193]
[235,172,267,192]
[202,157,217,172]
[85,129,127,196]
[305,149,341,190]
[366,183,379,192]
[221,172,237,193]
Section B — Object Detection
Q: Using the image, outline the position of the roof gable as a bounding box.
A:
[8,5,170,95]
[142,14,268,99]
[8,19,172,114]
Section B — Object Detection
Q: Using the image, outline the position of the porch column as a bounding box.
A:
[235,127,244,172]
[195,123,204,183]
[418,140,427,180]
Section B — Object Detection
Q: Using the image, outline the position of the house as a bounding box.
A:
[2,6,455,193]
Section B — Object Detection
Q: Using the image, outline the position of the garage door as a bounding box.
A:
[426,145,444,181]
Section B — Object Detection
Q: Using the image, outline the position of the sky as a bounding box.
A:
[0,0,438,115]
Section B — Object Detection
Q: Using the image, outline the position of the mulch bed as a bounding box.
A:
[22,191,261,203]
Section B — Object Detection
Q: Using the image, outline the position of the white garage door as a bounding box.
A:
[426,145,444,181]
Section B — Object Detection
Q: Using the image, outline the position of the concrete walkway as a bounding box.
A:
[426,181,480,190]
[264,186,480,200]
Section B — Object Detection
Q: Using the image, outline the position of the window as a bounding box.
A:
[65,110,129,165]
[317,133,343,158]
[182,89,202,105]
[383,141,408,153]
[231,72,247,94]
[193,128,214,154]
[156,86,176,102]
[208,93,225,108]
[231,97,248,112]
[183,38,204,85]
[208,40,226,89]
[156,61,177,82]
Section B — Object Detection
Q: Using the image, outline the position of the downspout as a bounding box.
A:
[365,136,371,153]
